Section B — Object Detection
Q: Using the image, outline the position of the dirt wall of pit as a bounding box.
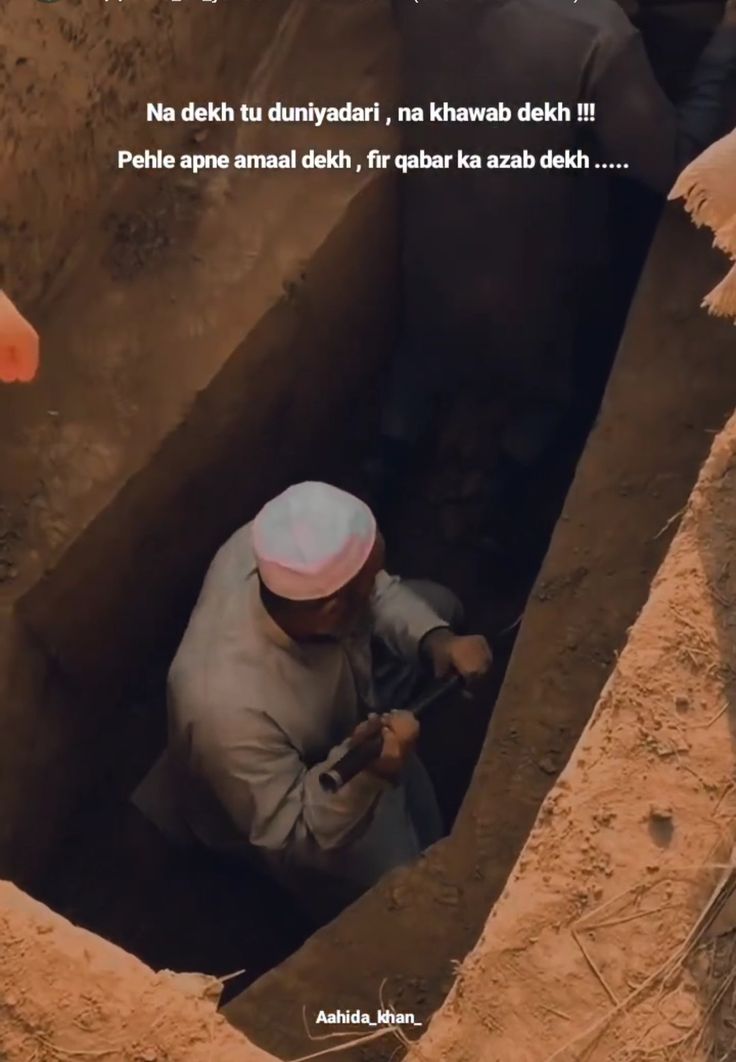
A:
[0,881,277,1062]
[0,0,296,308]
[411,406,736,1062]
[0,0,398,882]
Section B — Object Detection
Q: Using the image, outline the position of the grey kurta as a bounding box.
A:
[142,522,451,909]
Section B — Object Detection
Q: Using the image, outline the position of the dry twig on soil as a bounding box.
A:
[292,979,424,1062]
[572,928,619,1006]
[543,860,736,1062]
[32,1036,121,1060]
[654,508,687,540]
[289,1027,405,1061]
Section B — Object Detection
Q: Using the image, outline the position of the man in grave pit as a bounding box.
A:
[133,482,492,918]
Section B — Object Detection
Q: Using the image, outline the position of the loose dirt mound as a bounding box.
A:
[410,413,736,1061]
[0,881,274,1062]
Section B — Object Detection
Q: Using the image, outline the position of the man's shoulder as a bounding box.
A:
[207,521,256,577]
[173,521,259,655]
[169,632,267,709]
[168,664,275,744]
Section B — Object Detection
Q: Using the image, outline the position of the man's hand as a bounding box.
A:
[352,711,419,782]
[423,628,493,684]
[724,0,736,26]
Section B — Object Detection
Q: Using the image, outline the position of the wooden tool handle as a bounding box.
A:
[319,729,384,793]
[319,674,465,793]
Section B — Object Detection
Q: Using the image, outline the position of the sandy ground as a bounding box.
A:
[409,410,736,1061]
[0,881,274,1062]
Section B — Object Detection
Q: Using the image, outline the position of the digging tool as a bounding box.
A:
[319,673,465,793]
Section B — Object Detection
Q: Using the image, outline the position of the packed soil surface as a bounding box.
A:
[0,881,272,1062]
[409,412,736,1062]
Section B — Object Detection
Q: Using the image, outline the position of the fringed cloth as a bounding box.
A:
[669,127,736,321]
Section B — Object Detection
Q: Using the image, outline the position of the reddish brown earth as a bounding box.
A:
[409,408,736,1062]
[0,881,274,1062]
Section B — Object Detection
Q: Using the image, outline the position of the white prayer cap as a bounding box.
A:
[253,482,377,601]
